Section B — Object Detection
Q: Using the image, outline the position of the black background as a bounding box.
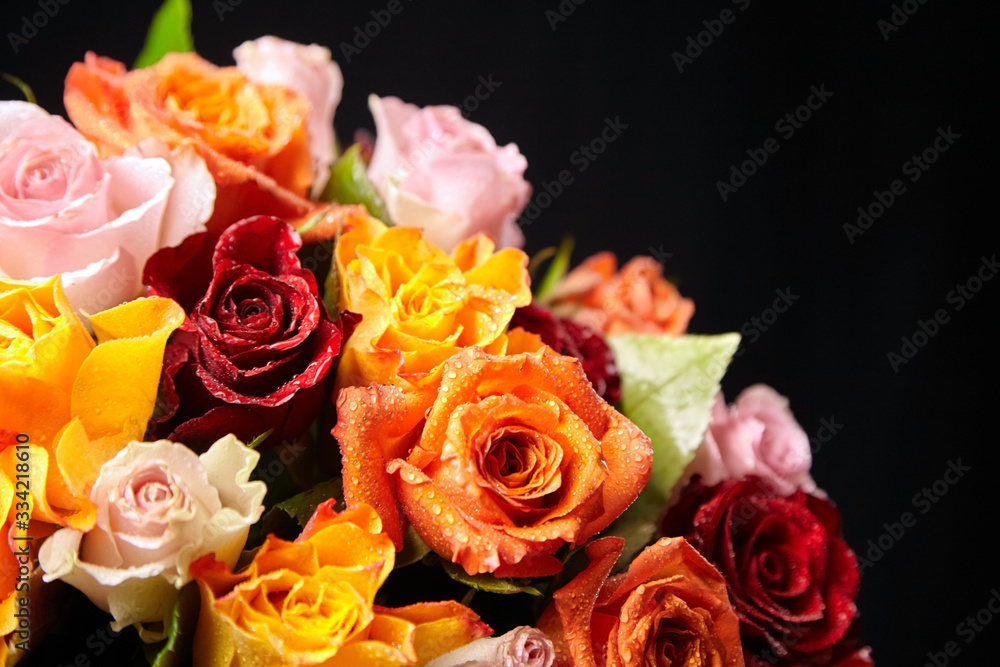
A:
[1,0,996,665]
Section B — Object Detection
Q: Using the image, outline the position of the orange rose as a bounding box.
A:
[547,252,694,335]
[64,51,321,231]
[333,346,652,577]
[538,536,745,667]
[191,501,490,667]
[334,214,531,402]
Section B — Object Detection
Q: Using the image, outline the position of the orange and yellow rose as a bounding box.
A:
[547,252,694,336]
[64,51,323,231]
[333,346,652,577]
[191,501,491,667]
[334,214,531,401]
[538,536,745,667]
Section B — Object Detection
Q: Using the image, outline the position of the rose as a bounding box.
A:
[426,626,555,667]
[233,36,343,198]
[367,95,531,252]
[660,477,862,663]
[0,277,184,530]
[509,303,621,402]
[681,386,818,497]
[64,42,339,231]
[538,536,745,667]
[38,434,266,629]
[191,500,491,666]
[546,252,694,335]
[144,216,344,450]
[334,213,531,402]
[0,100,214,315]
[333,346,652,577]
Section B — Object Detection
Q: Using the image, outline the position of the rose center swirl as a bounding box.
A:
[480,425,563,505]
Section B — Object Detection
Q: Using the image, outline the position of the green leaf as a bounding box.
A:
[608,333,740,516]
[533,236,574,302]
[322,222,344,317]
[142,582,200,667]
[395,524,432,568]
[320,144,389,220]
[435,557,542,596]
[273,478,344,528]
[134,0,194,69]
[1,73,37,104]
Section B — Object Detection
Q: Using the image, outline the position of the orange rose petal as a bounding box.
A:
[461,248,532,307]
[52,415,143,504]
[332,385,428,550]
[322,640,412,667]
[451,234,496,273]
[538,536,625,667]
[193,581,241,667]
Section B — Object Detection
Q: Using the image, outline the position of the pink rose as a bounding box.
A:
[683,384,818,496]
[0,101,214,315]
[367,95,531,251]
[233,35,343,198]
[425,626,555,667]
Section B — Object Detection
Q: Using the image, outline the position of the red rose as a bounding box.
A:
[509,304,621,402]
[661,477,864,664]
[143,216,344,449]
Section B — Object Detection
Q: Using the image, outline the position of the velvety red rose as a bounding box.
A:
[508,304,621,403]
[143,216,343,449]
[661,477,863,664]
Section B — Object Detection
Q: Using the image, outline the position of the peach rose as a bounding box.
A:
[538,536,745,667]
[38,435,266,629]
[64,43,337,231]
[334,213,531,401]
[191,501,491,667]
[0,100,214,315]
[367,95,531,252]
[333,346,652,577]
[547,252,694,335]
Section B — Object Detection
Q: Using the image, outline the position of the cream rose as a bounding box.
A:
[233,35,343,198]
[425,626,555,667]
[38,435,266,629]
[0,101,214,316]
[367,95,531,252]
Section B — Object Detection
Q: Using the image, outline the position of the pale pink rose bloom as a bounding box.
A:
[39,435,266,630]
[425,626,555,667]
[367,95,531,252]
[684,384,818,496]
[233,35,343,198]
[0,101,214,315]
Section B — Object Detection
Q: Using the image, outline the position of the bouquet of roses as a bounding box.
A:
[0,2,873,665]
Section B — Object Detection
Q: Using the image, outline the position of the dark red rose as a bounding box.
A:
[143,216,344,450]
[661,476,864,664]
[509,303,621,402]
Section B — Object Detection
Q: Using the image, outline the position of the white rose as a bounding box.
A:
[38,435,266,630]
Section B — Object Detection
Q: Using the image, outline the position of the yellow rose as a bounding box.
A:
[192,501,491,666]
[0,276,184,530]
[334,213,531,401]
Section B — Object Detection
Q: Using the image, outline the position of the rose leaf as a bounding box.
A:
[134,0,195,69]
[320,144,389,221]
[605,333,740,557]
[272,477,345,528]
[434,557,543,596]
[143,582,199,667]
